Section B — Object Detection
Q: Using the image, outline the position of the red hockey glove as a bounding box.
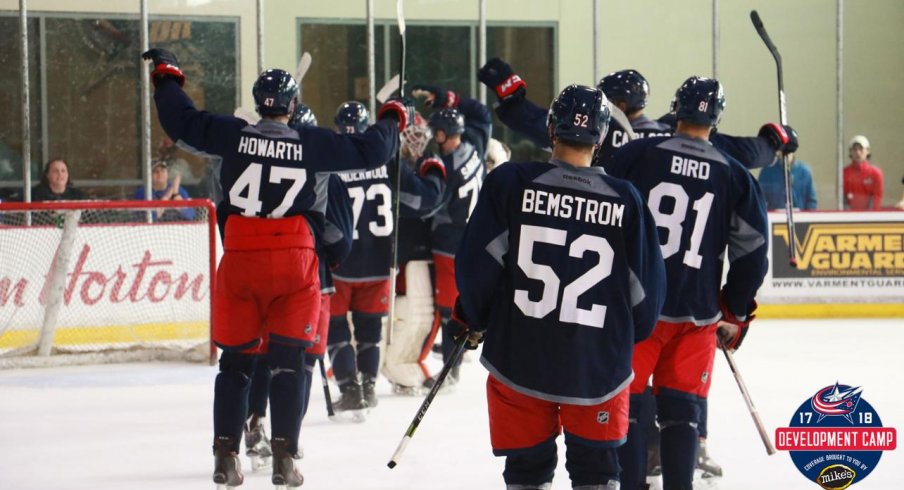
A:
[377,97,416,132]
[416,153,447,180]
[450,298,484,350]
[141,48,185,87]
[478,58,526,102]
[717,293,757,351]
[758,123,798,155]
[411,84,459,109]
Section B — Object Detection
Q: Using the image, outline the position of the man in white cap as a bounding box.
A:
[843,135,884,210]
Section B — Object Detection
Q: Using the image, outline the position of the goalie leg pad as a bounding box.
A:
[381,261,435,388]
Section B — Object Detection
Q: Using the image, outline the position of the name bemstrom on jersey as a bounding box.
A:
[237,136,303,161]
[522,189,624,227]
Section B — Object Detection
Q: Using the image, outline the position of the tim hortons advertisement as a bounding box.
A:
[759,212,904,303]
[0,222,210,350]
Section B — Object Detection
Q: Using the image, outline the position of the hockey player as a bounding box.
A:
[328,100,392,417]
[606,76,770,490]
[453,84,666,489]
[142,48,412,488]
[478,57,794,171]
[409,84,491,389]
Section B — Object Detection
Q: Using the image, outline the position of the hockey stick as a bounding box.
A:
[386,0,407,347]
[607,101,637,140]
[318,357,335,419]
[376,74,401,104]
[750,10,797,268]
[387,335,467,469]
[718,338,776,455]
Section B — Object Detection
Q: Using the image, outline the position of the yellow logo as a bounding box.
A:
[773,223,904,276]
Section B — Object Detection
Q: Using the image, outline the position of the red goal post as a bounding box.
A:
[0,199,218,368]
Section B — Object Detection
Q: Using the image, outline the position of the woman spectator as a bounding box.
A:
[32,158,88,201]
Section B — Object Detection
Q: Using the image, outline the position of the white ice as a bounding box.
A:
[1,319,901,490]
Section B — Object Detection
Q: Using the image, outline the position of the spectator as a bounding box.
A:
[32,158,88,201]
[134,160,196,221]
[843,135,883,210]
[758,158,818,210]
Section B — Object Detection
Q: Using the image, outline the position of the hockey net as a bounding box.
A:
[0,199,218,368]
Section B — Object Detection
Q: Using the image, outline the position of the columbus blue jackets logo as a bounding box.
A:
[811,382,862,423]
[776,382,897,489]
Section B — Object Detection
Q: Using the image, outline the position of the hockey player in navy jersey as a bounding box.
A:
[453,84,666,489]
[142,48,413,488]
[408,84,492,389]
[478,57,794,171]
[606,77,770,490]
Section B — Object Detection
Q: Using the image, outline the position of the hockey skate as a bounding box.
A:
[271,438,303,489]
[421,366,459,394]
[694,437,723,488]
[645,439,663,490]
[361,374,379,408]
[244,414,272,471]
[213,436,244,489]
[332,379,368,423]
[390,382,423,396]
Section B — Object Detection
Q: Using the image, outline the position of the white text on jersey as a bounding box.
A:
[237,136,303,161]
[611,129,671,148]
[522,189,624,227]
[338,165,389,183]
[670,156,710,180]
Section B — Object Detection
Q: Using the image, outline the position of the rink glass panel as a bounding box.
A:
[299,20,554,159]
[0,14,237,201]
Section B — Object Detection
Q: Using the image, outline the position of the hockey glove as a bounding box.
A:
[758,123,798,155]
[411,84,459,109]
[717,293,757,351]
[377,96,416,132]
[477,58,526,102]
[141,48,185,87]
[416,153,447,180]
[450,299,484,350]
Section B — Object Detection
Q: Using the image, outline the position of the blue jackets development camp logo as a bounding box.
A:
[776,383,897,489]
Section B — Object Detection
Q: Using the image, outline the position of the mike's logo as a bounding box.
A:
[776,383,896,489]
[772,222,904,278]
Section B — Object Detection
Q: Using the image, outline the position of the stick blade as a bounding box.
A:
[376,74,401,104]
[295,52,312,82]
[233,108,260,124]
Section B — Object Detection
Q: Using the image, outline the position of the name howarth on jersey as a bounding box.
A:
[237,136,303,161]
[521,189,624,227]
[337,165,389,183]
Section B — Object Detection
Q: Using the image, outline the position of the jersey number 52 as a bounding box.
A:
[515,224,613,329]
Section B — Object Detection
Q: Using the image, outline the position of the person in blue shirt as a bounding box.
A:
[758,157,818,210]
[134,160,196,221]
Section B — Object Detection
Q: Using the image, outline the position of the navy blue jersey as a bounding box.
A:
[429,96,492,256]
[152,79,398,235]
[456,160,666,404]
[319,175,354,293]
[606,134,768,321]
[332,165,394,281]
[657,112,777,169]
[396,158,446,219]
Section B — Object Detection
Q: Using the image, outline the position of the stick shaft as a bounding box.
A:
[318,357,335,417]
[387,0,407,345]
[719,339,776,455]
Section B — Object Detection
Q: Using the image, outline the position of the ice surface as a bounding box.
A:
[0,319,901,489]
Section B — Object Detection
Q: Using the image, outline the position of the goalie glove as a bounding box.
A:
[141,48,185,87]
[477,58,526,102]
[411,84,459,109]
[450,298,484,350]
[717,292,756,351]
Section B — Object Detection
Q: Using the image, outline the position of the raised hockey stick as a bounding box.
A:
[376,74,401,105]
[386,0,407,346]
[718,338,776,455]
[751,10,797,268]
[318,357,335,419]
[387,335,467,469]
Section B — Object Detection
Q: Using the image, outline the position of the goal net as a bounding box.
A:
[0,199,218,368]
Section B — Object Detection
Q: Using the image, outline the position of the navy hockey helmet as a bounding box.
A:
[288,103,318,130]
[428,108,465,136]
[671,76,725,127]
[334,101,370,134]
[253,69,298,116]
[598,69,650,114]
[547,84,610,146]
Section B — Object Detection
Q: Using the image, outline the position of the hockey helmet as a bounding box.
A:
[547,84,610,146]
[289,103,318,130]
[253,69,298,117]
[428,109,465,137]
[597,69,650,114]
[334,101,370,134]
[671,76,725,127]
